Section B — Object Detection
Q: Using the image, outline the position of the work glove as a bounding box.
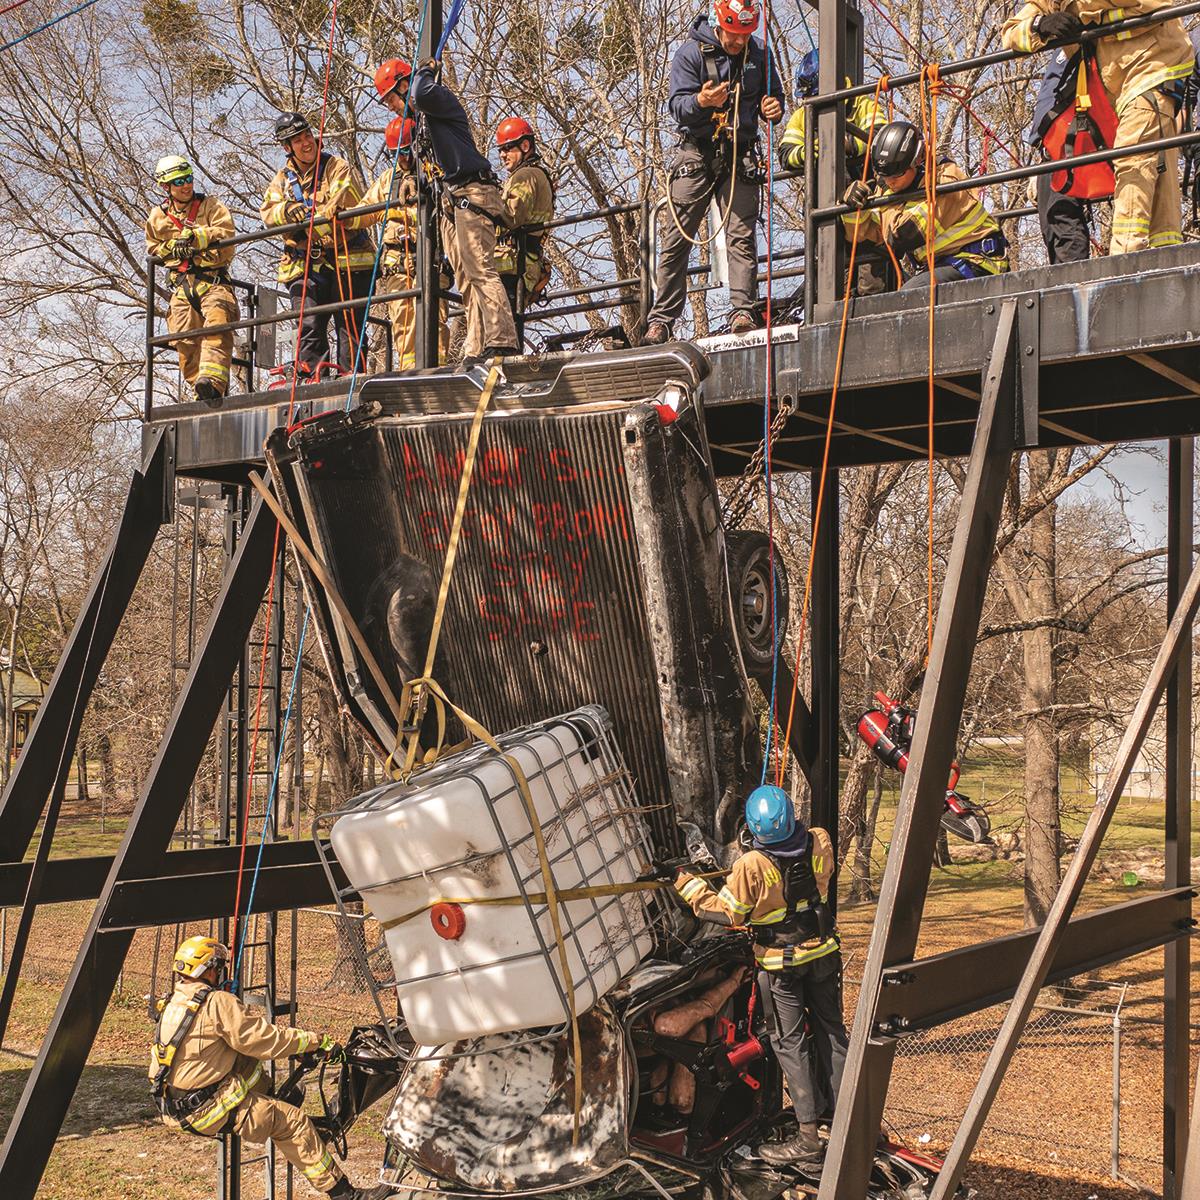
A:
[887,217,924,257]
[284,200,309,225]
[316,1034,347,1063]
[396,173,419,205]
[842,180,871,209]
[1035,11,1084,41]
[167,237,194,259]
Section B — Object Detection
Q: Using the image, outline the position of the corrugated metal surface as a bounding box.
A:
[301,407,675,849]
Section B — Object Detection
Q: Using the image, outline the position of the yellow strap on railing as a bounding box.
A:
[1076,49,1093,112]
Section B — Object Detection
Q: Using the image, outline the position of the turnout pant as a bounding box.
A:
[382,250,449,369]
[1110,91,1182,255]
[759,950,849,1123]
[441,181,518,358]
[232,1085,343,1193]
[287,265,373,373]
[1037,173,1090,264]
[648,141,760,328]
[168,281,238,396]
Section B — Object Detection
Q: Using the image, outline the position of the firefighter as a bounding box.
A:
[261,111,376,379]
[1001,0,1193,255]
[145,156,237,408]
[674,786,848,1166]
[841,121,1009,289]
[347,116,448,368]
[494,117,556,339]
[778,51,890,294]
[374,58,520,368]
[1027,50,1092,264]
[643,0,784,345]
[149,936,391,1200]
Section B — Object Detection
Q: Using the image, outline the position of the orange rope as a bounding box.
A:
[775,76,890,786]
[332,219,364,374]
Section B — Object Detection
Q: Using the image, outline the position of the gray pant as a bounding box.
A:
[648,141,760,327]
[760,950,849,1123]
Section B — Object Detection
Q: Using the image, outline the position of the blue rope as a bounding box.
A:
[796,0,817,52]
[435,0,468,59]
[235,609,310,975]
[0,0,100,52]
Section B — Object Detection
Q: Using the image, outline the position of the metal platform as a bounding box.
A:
[147,244,1200,482]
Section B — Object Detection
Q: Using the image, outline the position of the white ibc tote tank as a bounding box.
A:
[329,706,660,1045]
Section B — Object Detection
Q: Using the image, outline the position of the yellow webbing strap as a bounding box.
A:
[1076,49,1093,112]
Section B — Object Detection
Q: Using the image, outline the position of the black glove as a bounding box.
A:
[887,217,923,256]
[284,200,309,225]
[843,180,871,209]
[167,236,194,258]
[316,1036,346,1063]
[1035,11,1084,41]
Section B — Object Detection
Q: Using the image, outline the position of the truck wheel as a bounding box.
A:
[725,529,790,681]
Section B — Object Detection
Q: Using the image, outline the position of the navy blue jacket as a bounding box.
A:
[1026,48,1073,149]
[668,16,784,143]
[410,66,494,186]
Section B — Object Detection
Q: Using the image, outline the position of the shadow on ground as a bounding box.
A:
[0,1059,157,1140]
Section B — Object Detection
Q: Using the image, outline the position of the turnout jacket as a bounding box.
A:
[145,194,235,282]
[668,16,784,144]
[778,87,888,172]
[149,977,324,1135]
[347,165,419,272]
[842,159,1008,276]
[675,827,839,969]
[260,151,375,284]
[1001,0,1192,114]
[497,161,555,288]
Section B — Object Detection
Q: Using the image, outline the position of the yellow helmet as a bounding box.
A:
[174,935,229,979]
[154,155,193,187]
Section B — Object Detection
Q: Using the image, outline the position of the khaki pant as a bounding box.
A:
[167,280,238,395]
[1110,91,1182,255]
[440,182,518,358]
[233,1088,342,1193]
[383,249,450,369]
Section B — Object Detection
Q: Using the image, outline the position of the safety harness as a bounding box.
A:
[752,841,834,950]
[499,158,557,304]
[161,196,229,308]
[150,985,230,1135]
[283,155,327,265]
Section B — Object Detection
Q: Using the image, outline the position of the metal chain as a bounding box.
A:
[720,396,795,529]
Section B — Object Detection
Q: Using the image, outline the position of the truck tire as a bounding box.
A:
[725,529,790,683]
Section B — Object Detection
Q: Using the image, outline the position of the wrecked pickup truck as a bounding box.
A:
[266,348,947,1199]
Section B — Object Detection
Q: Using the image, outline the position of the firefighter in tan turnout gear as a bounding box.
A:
[674,786,849,1167]
[145,156,237,408]
[1001,0,1193,253]
[150,936,392,1200]
[494,117,556,337]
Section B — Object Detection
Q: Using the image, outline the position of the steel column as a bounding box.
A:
[1164,437,1193,1200]
[0,431,170,862]
[0,495,276,1200]
[818,300,1019,1200]
[414,0,444,368]
[928,502,1200,1200]
[815,0,849,313]
[810,467,840,904]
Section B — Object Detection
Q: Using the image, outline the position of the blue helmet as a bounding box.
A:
[795,50,820,98]
[745,784,795,844]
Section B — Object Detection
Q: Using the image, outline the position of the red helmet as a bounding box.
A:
[711,0,759,34]
[374,58,412,101]
[496,116,535,150]
[385,116,416,152]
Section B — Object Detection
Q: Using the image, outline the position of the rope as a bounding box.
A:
[774,76,890,786]
[0,0,39,16]
[664,84,744,248]
[435,0,468,57]
[0,0,100,52]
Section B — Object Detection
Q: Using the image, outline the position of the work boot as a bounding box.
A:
[730,311,759,335]
[327,1178,395,1200]
[481,344,519,359]
[194,379,224,409]
[642,321,670,346]
[757,1123,823,1166]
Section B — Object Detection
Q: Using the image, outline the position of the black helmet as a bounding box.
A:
[275,111,311,144]
[870,120,924,179]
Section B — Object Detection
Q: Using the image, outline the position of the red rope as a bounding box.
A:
[0,0,37,15]
[230,0,341,962]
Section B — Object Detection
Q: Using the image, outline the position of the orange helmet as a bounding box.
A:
[496,116,535,150]
[386,116,416,153]
[374,58,412,101]
[711,0,759,34]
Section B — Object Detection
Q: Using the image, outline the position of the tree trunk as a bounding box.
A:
[1022,453,1061,925]
[849,765,886,902]
[76,741,89,803]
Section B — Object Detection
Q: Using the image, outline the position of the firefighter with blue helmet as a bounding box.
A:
[674,785,848,1165]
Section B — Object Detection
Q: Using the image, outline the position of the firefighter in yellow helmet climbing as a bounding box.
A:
[150,935,392,1200]
[1000,0,1192,254]
[144,156,237,408]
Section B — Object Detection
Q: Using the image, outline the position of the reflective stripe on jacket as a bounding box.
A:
[1001,0,1192,114]
[675,830,839,970]
[842,159,1008,275]
[346,164,419,273]
[778,87,887,172]
[145,194,235,281]
[260,152,376,283]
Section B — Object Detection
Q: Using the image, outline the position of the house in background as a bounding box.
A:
[0,657,45,759]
